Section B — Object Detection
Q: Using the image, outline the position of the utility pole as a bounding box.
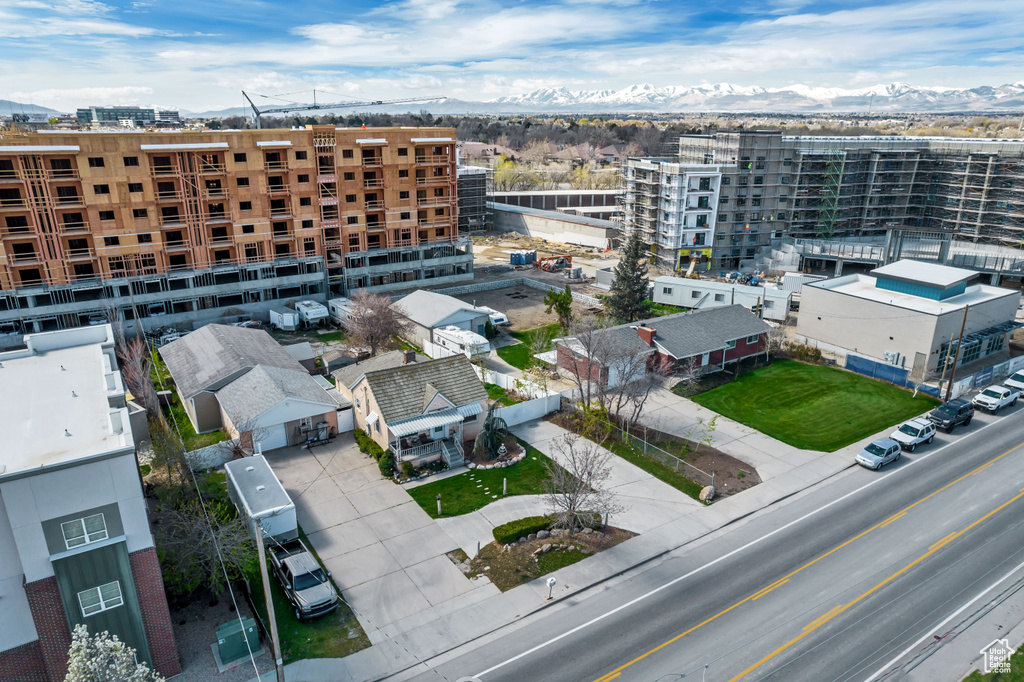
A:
[944,305,970,402]
[254,520,285,682]
[937,332,955,396]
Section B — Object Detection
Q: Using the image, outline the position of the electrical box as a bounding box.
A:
[216,617,259,665]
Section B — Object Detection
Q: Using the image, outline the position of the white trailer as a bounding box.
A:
[475,305,510,327]
[295,300,329,328]
[434,325,490,359]
[269,307,299,331]
[224,454,297,546]
[327,297,355,327]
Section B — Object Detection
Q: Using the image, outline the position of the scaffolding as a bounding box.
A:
[457,165,491,233]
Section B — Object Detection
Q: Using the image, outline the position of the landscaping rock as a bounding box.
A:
[528,533,537,541]
[582,528,593,535]
[467,462,476,470]
[537,530,550,540]
[594,531,604,538]
[552,528,566,537]
[700,485,715,502]
[541,543,552,553]
[485,464,494,470]
[568,545,575,551]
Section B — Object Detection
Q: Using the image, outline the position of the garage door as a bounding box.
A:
[257,424,288,452]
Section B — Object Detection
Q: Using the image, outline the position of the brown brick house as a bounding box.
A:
[556,305,771,388]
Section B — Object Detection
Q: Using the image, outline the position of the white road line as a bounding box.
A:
[863,555,1024,682]
[473,416,1011,678]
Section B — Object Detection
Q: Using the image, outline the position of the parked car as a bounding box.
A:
[972,385,1020,413]
[889,418,936,452]
[1003,371,1024,391]
[855,437,903,470]
[268,539,339,621]
[927,398,975,432]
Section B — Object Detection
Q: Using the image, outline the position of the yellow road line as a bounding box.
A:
[589,441,1023,682]
[726,488,1024,682]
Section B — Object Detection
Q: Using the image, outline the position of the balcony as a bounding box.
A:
[206,212,230,223]
[417,196,447,207]
[416,176,446,186]
[151,165,178,176]
[319,196,338,206]
[59,221,88,234]
[197,163,226,174]
[160,217,186,228]
[414,155,448,165]
[316,172,336,183]
[272,231,292,241]
[11,251,41,264]
[155,191,182,202]
[363,178,384,189]
[264,161,288,171]
[0,198,27,209]
[267,184,289,195]
[361,157,383,168]
[364,200,385,211]
[66,247,94,261]
[417,218,449,228]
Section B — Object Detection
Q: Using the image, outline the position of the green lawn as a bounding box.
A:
[496,323,561,370]
[164,392,229,451]
[485,382,523,406]
[643,300,685,317]
[603,439,704,501]
[408,443,555,518]
[692,360,940,452]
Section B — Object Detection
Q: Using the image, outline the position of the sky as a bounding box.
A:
[1,0,1022,113]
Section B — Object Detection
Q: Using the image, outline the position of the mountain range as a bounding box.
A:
[7,82,1024,119]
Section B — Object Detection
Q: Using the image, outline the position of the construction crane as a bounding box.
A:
[241,90,444,129]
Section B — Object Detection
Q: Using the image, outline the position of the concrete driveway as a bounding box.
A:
[264,434,498,639]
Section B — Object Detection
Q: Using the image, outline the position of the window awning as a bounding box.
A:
[389,409,462,438]
[457,402,483,418]
[366,411,379,426]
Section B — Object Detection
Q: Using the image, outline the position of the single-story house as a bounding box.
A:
[336,352,488,468]
[556,305,771,388]
[394,289,492,349]
[160,324,351,450]
[652,276,792,322]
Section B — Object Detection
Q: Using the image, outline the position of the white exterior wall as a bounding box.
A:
[653,278,791,322]
[0,492,38,651]
[0,451,150,583]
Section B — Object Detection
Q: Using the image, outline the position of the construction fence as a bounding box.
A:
[395,276,605,309]
[843,352,1024,400]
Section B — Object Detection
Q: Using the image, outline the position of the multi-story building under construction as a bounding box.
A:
[671,131,1024,273]
[0,126,472,343]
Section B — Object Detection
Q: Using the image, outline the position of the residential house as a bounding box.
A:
[0,325,179,681]
[335,352,488,468]
[395,289,492,348]
[283,341,318,374]
[160,324,345,450]
[557,305,771,387]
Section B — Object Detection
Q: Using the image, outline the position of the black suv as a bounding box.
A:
[927,398,975,432]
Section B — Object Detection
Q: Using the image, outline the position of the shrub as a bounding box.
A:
[378,452,394,477]
[785,342,822,363]
[493,515,551,545]
[401,461,415,478]
[354,429,385,461]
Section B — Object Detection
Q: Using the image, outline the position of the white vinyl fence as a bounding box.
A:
[473,365,563,426]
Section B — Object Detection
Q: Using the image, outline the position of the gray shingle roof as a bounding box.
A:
[331,350,427,390]
[216,364,335,426]
[159,324,305,400]
[567,305,770,361]
[395,290,490,329]
[363,355,487,424]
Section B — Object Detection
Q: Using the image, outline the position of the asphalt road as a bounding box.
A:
[397,401,1024,682]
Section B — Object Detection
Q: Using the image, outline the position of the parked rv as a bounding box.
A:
[327,297,355,327]
[434,325,490,359]
[476,306,510,327]
[269,307,299,332]
[295,300,329,329]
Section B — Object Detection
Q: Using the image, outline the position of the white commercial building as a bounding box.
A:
[652,275,792,322]
[797,260,1020,379]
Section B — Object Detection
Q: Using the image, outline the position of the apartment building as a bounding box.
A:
[75,107,157,127]
[677,131,1024,272]
[620,159,725,270]
[0,325,179,681]
[0,126,472,345]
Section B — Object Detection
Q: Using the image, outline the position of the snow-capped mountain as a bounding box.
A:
[485,81,1024,112]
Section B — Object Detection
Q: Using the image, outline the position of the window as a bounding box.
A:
[783,158,792,166]
[714,293,725,302]
[123,156,139,167]
[236,177,249,187]
[719,214,728,222]
[297,174,309,183]
[398,169,409,178]
[399,191,409,199]
[299,197,312,206]
[61,513,108,549]
[754,176,763,185]
[242,224,254,234]
[355,397,361,410]
[779,196,789,203]
[433,425,444,433]
[400,211,410,219]
[302,219,313,228]
[239,201,252,211]
[78,581,122,617]
[777,212,787,220]
[342,149,354,159]
[764,300,773,309]
[662,287,673,295]
[103,236,120,246]
[345,194,356,203]
[434,208,445,216]
[98,211,115,221]
[781,176,790,184]
[88,157,104,168]
[295,151,308,160]
[300,416,313,430]
[463,414,477,423]
[746,334,760,344]
[138,233,152,243]
[722,177,731,185]
[720,196,729,204]
[132,208,147,219]
[398,148,408,157]
[343,172,355,181]
[93,184,110,195]
[347,216,358,225]
[234,153,247,163]
[689,290,700,299]
[726,339,737,349]
[128,183,143,193]
[374,419,380,433]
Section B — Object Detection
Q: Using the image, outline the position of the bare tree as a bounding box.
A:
[596,333,653,418]
[119,337,160,416]
[671,357,702,395]
[216,418,276,460]
[103,303,127,356]
[149,417,190,490]
[346,290,411,357]
[544,433,623,536]
[560,316,611,411]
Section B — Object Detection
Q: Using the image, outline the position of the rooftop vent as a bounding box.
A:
[256,485,266,492]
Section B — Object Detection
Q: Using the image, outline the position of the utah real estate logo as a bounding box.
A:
[981,638,1012,674]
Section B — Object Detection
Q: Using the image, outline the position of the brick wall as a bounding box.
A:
[0,640,47,682]
[24,576,70,682]
[130,547,181,678]
[556,344,608,386]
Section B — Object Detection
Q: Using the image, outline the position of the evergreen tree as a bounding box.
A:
[608,232,651,323]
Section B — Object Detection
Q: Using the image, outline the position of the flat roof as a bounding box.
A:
[0,344,129,478]
[870,260,977,288]
[139,142,230,150]
[488,202,617,230]
[810,273,1016,315]
[411,137,454,142]
[0,145,80,153]
[256,140,292,147]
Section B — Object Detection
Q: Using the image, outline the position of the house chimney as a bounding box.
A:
[403,349,416,364]
[637,326,656,346]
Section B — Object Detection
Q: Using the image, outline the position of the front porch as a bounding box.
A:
[388,408,473,468]
[390,436,465,468]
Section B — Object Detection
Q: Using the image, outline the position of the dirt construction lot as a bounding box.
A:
[453,286,559,332]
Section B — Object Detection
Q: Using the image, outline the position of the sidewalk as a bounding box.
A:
[249,416,868,682]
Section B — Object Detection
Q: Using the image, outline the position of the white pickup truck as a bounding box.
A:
[972,385,1020,413]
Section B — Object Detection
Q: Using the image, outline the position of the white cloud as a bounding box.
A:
[10,85,154,105]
